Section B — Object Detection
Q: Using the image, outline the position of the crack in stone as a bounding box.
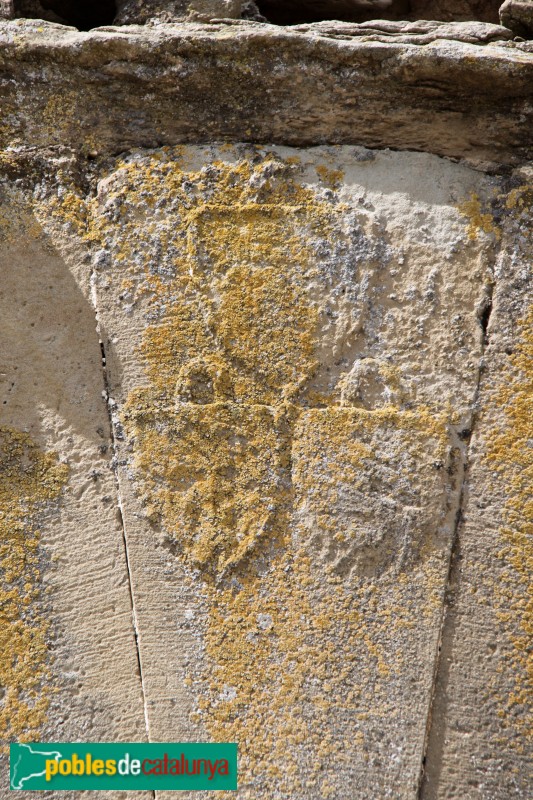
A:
[89,263,153,760]
[98,338,153,741]
[97,334,157,800]
[478,293,494,347]
[416,271,496,799]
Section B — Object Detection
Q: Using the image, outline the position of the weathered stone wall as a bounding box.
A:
[0,21,530,169]
[420,177,533,800]
[0,10,531,800]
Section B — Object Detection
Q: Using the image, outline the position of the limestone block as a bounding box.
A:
[88,144,500,799]
[0,179,150,798]
[1,143,530,799]
[500,0,533,37]
[292,410,454,579]
[0,21,531,167]
[420,175,532,799]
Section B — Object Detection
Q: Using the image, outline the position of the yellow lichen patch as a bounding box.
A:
[315,165,344,188]
[138,261,320,407]
[123,401,293,581]
[193,205,305,275]
[505,184,533,214]
[45,187,87,239]
[458,192,501,241]
[486,305,533,741]
[0,426,67,745]
[192,539,451,796]
[141,305,216,400]
[215,264,319,403]
[197,552,371,789]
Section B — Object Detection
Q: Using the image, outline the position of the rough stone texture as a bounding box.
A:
[500,0,533,37]
[115,0,190,24]
[0,11,531,800]
[0,21,531,169]
[420,174,532,800]
[115,0,252,24]
[0,0,505,25]
[1,0,265,23]
[0,167,151,798]
[292,19,514,42]
[81,143,500,799]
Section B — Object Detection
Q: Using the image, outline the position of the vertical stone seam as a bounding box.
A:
[96,337,153,745]
[88,269,154,768]
[415,275,496,799]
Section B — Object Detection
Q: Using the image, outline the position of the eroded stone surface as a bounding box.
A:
[0,20,531,167]
[420,175,532,800]
[293,18,514,41]
[500,0,533,37]
[80,144,503,799]
[0,18,531,795]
